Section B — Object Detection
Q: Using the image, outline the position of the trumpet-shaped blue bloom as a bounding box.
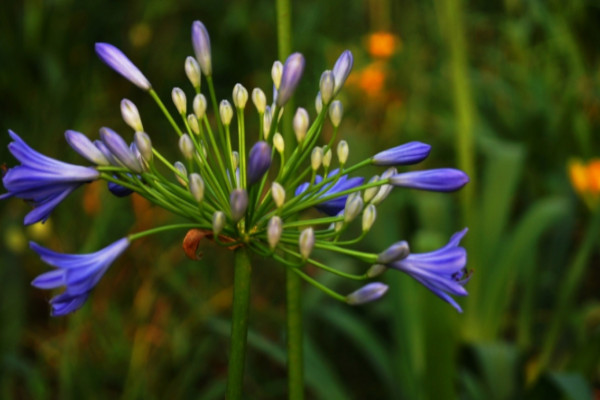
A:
[1,130,100,225]
[296,169,364,215]
[390,168,469,192]
[372,141,431,166]
[30,238,130,316]
[388,228,469,312]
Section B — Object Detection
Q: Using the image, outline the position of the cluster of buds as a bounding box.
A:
[1,21,471,316]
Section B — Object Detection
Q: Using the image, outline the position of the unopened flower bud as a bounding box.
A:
[319,70,335,104]
[172,87,187,115]
[247,141,272,185]
[293,107,309,144]
[333,50,353,94]
[220,100,233,126]
[185,56,201,89]
[232,151,239,172]
[212,211,225,235]
[363,175,380,203]
[252,88,267,114]
[65,130,110,165]
[377,240,409,264]
[134,131,153,164]
[193,94,207,119]
[337,140,349,165]
[192,21,212,76]
[344,193,363,223]
[273,133,284,154]
[362,204,377,232]
[276,53,305,107]
[187,114,200,134]
[367,264,387,278]
[179,134,195,160]
[95,43,151,90]
[230,189,248,222]
[299,227,314,260]
[271,182,286,208]
[311,147,323,171]
[346,282,388,305]
[267,216,283,250]
[315,92,323,114]
[174,161,188,186]
[232,83,249,109]
[271,61,283,90]
[329,100,343,128]
[120,99,144,132]
[189,173,205,202]
[322,148,332,169]
[99,127,143,172]
[372,168,396,205]
[262,106,272,140]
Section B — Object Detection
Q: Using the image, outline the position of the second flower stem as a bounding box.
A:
[286,268,304,400]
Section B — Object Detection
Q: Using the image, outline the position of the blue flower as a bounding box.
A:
[30,238,130,316]
[1,130,100,225]
[372,141,431,166]
[276,53,305,107]
[295,169,364,215]
[390,168,469,192]
[247,141,272,185]
[346,282,388,305]
[387,228,469,312]
[95,43,151,90]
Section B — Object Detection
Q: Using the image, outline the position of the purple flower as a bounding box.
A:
[295,169,364,216]
[388,228,470,312]
[192,21,212,76]
[390,168,469,192]
[247,141,272,185]
[276,53,305,107]
[332,50,353,94]
[346,282,388,305]
[95,43,151,90]
[1,130,99,225]
[65,130,110,165]
[99,127,143,173]
[372,141,431,166]
[30,237,130,316]
[230,188,248,222]
[108,180,133,197]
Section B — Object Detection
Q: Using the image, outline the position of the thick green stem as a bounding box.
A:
[226,247,252,400]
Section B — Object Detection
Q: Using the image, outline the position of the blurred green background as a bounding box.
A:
[1,0,600,399]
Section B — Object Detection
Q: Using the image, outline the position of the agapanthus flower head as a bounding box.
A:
[387,229,470,312]
[95,43,151,90]
[1,130,100,225]
[5,19,471,317]
[30,238,130,316]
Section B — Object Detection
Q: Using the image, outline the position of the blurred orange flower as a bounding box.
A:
[368,31,401,59]
[569,159,600,209]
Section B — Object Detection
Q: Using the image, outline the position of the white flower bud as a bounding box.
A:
[319,70,335,104]
[185,56,201,89]
[337,140,349,165]
[233,83,248,109]
[344,193,363,223]
[193,94,207,119]
[362,204,376,232]
[232,151,239,172]
[179,134,195,160]
[293,107,309,144]
[271,182,286,208]
[315,92,323,114]
[262,106,272,140]
[220,100,233,126]
[372,167,396,205]
[121,99,143,132]
[271,61,283,90]
[172,87,187,115]
[273,132,285,154]
[174,161,187,186]
[189,173,205,202]
[252,88,267,114]
[367,264,387,278]
[322,148,332,168]
[134,131,153,164]
[329,100,343,128]
[363,175,380,203]
[267,216,283,250]
[299,227,315,260]
[212,211,225,235]
[187,114,200,134]
[311,147,323,171]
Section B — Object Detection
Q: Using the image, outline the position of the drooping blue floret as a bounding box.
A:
[372,141,431,166]
[95,43,151,90]
[30,237,130,316]
[390,168,469,192]
[387,228,469,312]
[295,169,364,216]
[1,130,100,225]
